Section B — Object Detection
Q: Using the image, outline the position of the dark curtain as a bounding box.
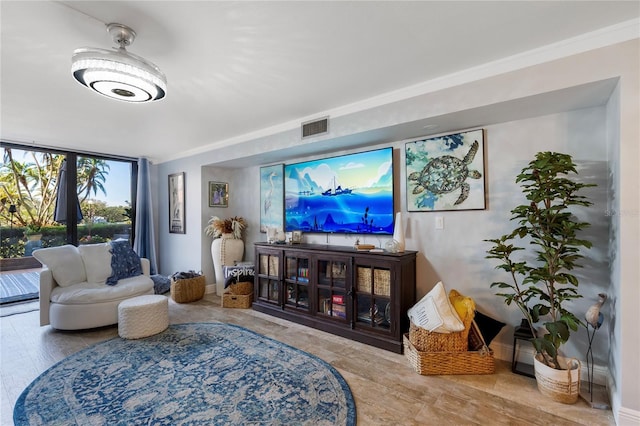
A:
[133,157,158,274]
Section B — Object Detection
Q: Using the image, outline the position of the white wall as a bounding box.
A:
[154,39,639,420]
[200,166,260,288]
[157,157,204,279]
[255,109,609,364]
[606,81,623,420]
[613,46,640,424]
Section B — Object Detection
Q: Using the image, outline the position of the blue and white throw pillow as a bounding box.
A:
[106,240,143,285]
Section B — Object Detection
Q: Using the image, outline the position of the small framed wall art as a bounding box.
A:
[168,172,185,234]
[405,129,485,211]
[208,181,229,207]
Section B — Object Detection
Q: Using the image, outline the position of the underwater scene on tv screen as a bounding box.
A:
[284,147,394,234]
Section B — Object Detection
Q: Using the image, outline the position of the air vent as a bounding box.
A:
[302,117,329,138]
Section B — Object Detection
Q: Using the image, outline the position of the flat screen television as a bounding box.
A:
[284,147,394,234]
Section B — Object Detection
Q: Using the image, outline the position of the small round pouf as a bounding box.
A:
[118,295,169,339]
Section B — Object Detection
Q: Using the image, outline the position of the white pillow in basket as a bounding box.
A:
[407,281,464,333]
[33,244,87,287]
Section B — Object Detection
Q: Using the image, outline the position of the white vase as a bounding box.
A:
[393,212,405,252]
[211,233,244,296]
[266,226,277,243]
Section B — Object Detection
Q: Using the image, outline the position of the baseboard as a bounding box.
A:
[617,407,640,425]
[490,341,609,386]
[488,341,513,363]
[608,375,640,426]
[205,284,217,294]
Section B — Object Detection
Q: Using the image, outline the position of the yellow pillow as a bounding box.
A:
[449,289,476,324]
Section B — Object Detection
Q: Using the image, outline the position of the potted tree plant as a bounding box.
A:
[25,223,42,239]
[485,151,595,404]
[24,222,43,256]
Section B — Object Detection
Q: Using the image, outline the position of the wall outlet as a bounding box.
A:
[435,216,444,230]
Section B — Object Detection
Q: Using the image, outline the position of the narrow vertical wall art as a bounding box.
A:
[168,172,185,233]
[405,129,485,211]
[260,164,284,233]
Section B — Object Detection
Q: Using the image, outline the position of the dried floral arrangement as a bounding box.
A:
[204,216,247,239]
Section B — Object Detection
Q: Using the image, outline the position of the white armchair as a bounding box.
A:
[35,244,154,330]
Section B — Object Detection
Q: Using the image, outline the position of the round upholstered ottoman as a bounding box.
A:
[118,295,169,339]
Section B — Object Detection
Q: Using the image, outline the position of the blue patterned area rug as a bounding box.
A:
[14,323,356,425]
[0,271,39,304]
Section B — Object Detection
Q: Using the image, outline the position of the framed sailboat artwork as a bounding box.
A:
[283,147,394,234]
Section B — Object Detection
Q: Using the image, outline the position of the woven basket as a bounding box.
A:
[357,267,372,292]
[409,315,472,352]
[260,255,279,275]
[403,334,495,375]
[534,354,581,404]
[373,269,391,296]
[222,292,253,309]
[170,275,205,303]
[228,281,253,295]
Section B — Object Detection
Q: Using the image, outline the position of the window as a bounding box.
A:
[77,156,135,245]
[1,143,137,259]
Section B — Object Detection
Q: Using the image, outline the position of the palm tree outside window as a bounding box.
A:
[1,143,137,257]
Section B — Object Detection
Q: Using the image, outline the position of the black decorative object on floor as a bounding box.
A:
[512,319,535,378]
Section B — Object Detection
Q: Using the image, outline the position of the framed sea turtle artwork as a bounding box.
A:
[405,129,485,211]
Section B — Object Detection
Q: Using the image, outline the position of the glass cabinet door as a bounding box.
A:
[284,254,310,311]
[354,264,392,332]
[316,257,349,322]
[257,252,280,304]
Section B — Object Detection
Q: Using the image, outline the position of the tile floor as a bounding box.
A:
[1,294,615,425]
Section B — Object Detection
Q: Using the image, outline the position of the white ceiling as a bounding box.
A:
[1,1,639,164]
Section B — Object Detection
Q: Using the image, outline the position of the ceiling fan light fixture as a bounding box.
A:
[71,23,166,103]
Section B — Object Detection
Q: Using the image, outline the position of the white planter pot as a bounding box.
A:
[211,234,244,296]
[533,353,581,404]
